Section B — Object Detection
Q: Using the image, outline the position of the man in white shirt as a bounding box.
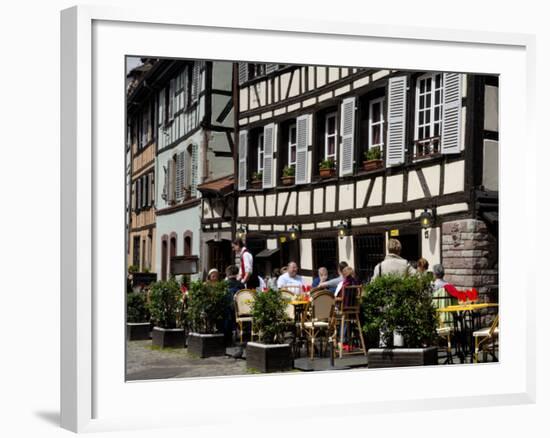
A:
[232,238,255,288]
[276,261,304,293]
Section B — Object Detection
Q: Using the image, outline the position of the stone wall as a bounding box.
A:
[441,219,498,298]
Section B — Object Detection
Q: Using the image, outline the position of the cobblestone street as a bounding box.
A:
[126,340,248,380]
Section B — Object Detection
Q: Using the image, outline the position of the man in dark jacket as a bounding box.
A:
[223,265,241,345]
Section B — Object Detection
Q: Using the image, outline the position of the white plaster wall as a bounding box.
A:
[422,226,441,267]
[328,67,339,82]
[484,85,499,132]
[325,186,336,212]
[437,202,469,215]
[255,194,264,216]
[368,177,383,206]
[316,67,326,87]
[277,192,288,216]
[338,236,355,267]
[423,165,441,197]
[300,238,313,270]
[265,194,276,216]
[298,191,311,215]
[289,71,300,98]
[370,212,411,223]
[238,197,247,218]
[356,179,369,208]
[280,72,291,99]
[267,239,278,250]
[286,192,297,215]
[313,188,324,214]
[483,139,499,191]
[407,171,424,201]
[443,160,465,194]
[385,174,404,204]
[339,183,354,210]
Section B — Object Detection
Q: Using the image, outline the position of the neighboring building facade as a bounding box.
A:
[152,60,234,280]
[235,64,499,295]
[127,60,158,273]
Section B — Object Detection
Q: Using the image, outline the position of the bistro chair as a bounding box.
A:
[234,289,257,344]
[433,286,456,364]
[473,314,499,363]
[300,290,335,360]
[336,285,367,358]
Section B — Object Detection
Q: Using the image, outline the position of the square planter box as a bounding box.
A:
[127,322,151,341]
[151,327,186,349]
[187,333,226,358]
[368,347,438,369]
[246,342,293,373]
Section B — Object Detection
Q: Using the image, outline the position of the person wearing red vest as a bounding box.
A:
[232,238,256,288]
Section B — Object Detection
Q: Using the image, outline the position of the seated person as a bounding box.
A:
[431,264,456,326]
[276,261,304,293]
[317,261,348,293]
[312,267,328,288]
[335,266,361,297]
[206,268,220,284]
[416,257,430,275]
[371,239,416,280]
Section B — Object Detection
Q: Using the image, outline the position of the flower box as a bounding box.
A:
[126,322,151,341]
[151,327,186,349]
[187,332,226,358]
[246,342,293,373]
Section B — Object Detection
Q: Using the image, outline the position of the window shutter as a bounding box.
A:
[158,89,165,126]
[168,79,175,121]
[167,159,175,203]
[143,175,148,208]
[175,152,185,200]
[150,173,155,206]
[191,62,200,103]
[191,143,199,197]
[441,73,462,154]
[136,179,141,210]
[386,75,407,166]
[238,63,249,85]
[238,130,248,191]
[340,97,356,176]
[262,123,275,188]
[131,183,136,211]
[295,115,310,185]
[265,64,278,74]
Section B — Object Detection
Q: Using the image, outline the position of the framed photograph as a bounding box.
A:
[61,5,536,433]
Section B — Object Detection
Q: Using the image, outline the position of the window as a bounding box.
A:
[324,112,337,161]
[312,238,338,278]
[368,97,385,151]
[354,234,385,282]
[133,236,140,269]
[257,132,265,174]
[248,63,266,80]
[415,72,443,157]
[288,123,297,167]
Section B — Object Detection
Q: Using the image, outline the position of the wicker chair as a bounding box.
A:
[336,285,366,358]
[301,290,335,360]
[234,289,257,343]
[473,314,499,363]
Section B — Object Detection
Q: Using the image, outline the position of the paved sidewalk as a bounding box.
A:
[126,340,248,380]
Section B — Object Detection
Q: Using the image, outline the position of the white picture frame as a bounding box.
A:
[60,5,536,433]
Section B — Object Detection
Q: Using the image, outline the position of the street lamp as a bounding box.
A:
[288,224,299,241]
[419,209,434,239]
[236,224,247,240]
[336,219,351,239]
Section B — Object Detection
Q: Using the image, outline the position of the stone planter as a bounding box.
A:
[246,342,293,373]
[127,322,151,341]
[281,176,295,186]
[319,168,336,178]
[368,347,438,368]
[362,159,383,172]
[151,327,186,349]
[187,332,226,358]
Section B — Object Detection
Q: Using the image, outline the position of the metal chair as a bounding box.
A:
[433,287,456,364]
[473,314,499,363]
[234,289,257,343]
[336,285,366,358]
[300,290,335,360]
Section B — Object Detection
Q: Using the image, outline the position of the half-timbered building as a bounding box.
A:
[151,59,234,280]
[235,64,499,296]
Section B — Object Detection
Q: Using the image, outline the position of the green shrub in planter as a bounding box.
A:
[127,291,150,323]
[187,281,227,334]
[251,289,291,344]
[362,274,437,348]
[149,279,185,329]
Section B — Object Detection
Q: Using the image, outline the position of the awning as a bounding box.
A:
[256,248,280,258]
[197,175,234,196]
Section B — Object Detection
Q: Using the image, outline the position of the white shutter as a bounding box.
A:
[266,64,278,74]
[340,97,356,176]
[158,89,165,126]
[441,73,462,154]
[191,62,200,103]
[175,152,185,200]
[386,75,407,166]
[238,130,248,191]
[295,115,310,185]
[136,179,141,210]
[143,175,148,208]
[168,79,175,121]
[191,143,199,197]
[167,159,175,203]
[262,124,275,189]
[238,63,249,85]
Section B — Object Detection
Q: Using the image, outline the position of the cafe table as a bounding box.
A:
[437,302,499,363]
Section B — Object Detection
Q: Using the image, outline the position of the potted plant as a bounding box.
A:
[363,274,438,368]
[281,165,295,186]
[246,289,293,373]
[362,146,383,171]
[251,171,263,188]
[149,279,186,349]
[126,290,151,341]
[186,280,228,357]
[319,158,336,178]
